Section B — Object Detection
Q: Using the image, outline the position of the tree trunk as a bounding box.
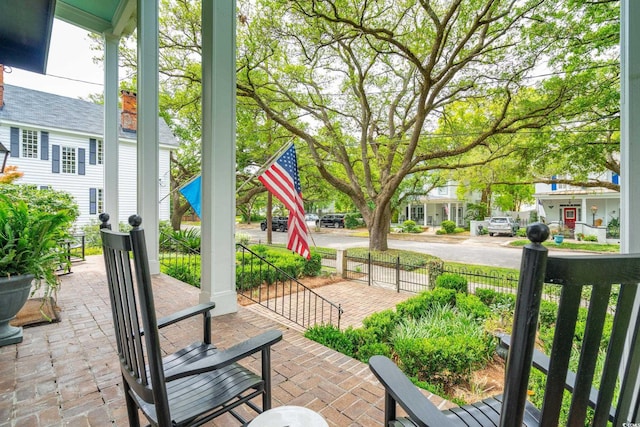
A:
[369,204,392,251]
[170,197,191,231]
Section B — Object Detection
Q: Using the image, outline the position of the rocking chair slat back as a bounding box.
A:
[100,213,282,426]
[369,223,640,427]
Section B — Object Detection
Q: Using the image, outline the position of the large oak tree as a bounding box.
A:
[237,0,578,250]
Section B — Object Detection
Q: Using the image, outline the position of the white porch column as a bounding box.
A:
[581,198,587,224]
[621,0,640,253]
[200,0,238,314]
[136,0,160,273]
[423,202,427,227]
[620,0,640,420]
[407,203,412,221]
[103,34,119,222]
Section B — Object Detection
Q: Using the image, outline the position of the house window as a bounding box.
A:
[437,187,448,195]
[89,188,103,214]
[22,130,38,158]
[62,147,76,174]
[97,188,103,213]
[97,139,103,165]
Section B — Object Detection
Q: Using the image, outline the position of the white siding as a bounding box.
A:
[1,123,172,228]
[116,141,172,225]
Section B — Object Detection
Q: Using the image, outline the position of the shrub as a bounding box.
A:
[395,288,457,320]
[476,289,516,311]
[516,228,527,237]
[174,227,201,251]
[162,263,200,288]
[440,220,456,234]
[304,325,355,357]
[538,300,559,327]
[2,184,80,222]
[344,212,364,229]
[235,232,251,245]
[362,309,399,342]
[453,227,465,234]
[584,234,598,242]
[435,229,448,235]
[428,287,458,307]
[396,293,431,319]
[82,220,103,249]
[455,293,491,319]
[235,268,264,290]
[475,288,498,305]
[435,273,468,293]
[302,252,322,276]
[401,220,423,233]
[356,342,392,362]
[392,305,494,385]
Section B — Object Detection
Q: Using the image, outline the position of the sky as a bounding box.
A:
[3,19,104,99]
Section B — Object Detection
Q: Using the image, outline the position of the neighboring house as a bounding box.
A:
[534,172,620,240]
[0,80,176,228]
[400,181,478,227]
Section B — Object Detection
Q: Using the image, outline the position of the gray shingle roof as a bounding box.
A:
[0,84,178,147]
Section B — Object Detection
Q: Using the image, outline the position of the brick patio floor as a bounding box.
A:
[0,256,451,426]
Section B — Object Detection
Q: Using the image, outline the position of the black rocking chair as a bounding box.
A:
[100,214,282,426]
[369,222,640,426]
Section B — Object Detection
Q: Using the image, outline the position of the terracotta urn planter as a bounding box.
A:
[0,274,34,347]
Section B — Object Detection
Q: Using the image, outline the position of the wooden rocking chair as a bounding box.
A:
[370,223,640,426]
[100,214,282,426]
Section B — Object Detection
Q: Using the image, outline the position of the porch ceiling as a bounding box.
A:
[0,0,135,74]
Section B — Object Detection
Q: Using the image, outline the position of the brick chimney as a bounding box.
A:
[0,64,4,110]
[121,90,137,132]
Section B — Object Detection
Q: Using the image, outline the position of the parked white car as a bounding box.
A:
[487,217,519,237]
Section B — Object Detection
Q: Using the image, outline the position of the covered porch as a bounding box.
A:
[2,0,640,424]
[0,256,435,426]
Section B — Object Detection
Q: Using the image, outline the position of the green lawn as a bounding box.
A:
[509,239,620,252]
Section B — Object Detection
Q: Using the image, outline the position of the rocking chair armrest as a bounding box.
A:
[368,356,457,427]
[156,302,216,329]
[164,329,283,382]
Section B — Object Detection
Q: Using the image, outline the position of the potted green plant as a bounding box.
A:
[553,225,565,244]
[0,194,72,346]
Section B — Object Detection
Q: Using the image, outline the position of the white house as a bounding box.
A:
[534,171,620,241]
[0,73,176,228]
[401,181,477,227]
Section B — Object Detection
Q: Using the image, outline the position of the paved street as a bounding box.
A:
[236,224,577,269]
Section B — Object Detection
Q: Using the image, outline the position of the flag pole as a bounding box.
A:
[159,173,201,203]
[236,141,293,194]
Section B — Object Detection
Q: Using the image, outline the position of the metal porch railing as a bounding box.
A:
[158,230,342,329]
[235,244,343,329]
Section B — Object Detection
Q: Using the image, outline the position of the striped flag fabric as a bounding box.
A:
[258,144,311,259]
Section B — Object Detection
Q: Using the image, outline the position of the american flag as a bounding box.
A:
[258,144,311,259]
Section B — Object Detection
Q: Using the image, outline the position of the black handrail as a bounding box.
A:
[158,230,342,329]
[236,244,343,330]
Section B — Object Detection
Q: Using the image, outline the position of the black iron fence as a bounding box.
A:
[340,249,563,302]
[437,264,520,295]
[344,251,432,293]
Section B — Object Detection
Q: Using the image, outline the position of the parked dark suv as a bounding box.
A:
[260,216,289,232]
[318,214,346,228]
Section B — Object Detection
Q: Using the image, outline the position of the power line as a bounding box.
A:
[42,73,103,87]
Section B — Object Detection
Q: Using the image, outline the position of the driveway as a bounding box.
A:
[236,225,577,269]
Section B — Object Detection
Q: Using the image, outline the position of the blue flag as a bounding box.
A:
[179,176,201,217]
